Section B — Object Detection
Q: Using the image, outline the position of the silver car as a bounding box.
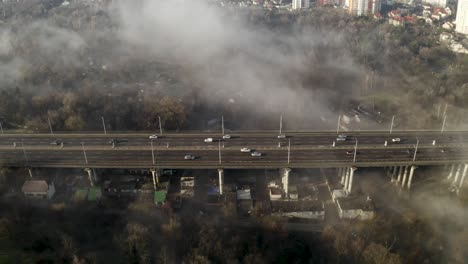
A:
[251,151,262,157]
[184,154,196,160]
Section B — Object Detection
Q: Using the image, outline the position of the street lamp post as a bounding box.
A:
[441,115,447,133]
[221,115,224,135]
[279,114,283,135]
[218,140,222,165]
[48,117,54,135]
[21,140,28,164]
[390,115,395,134]
[158,116,163,135]
[81,142,88,164]
[151,140,155,165]
[413,137,419,162]
[101,116,107,135]
[353,139,358,163]
[287,138,291,164]
[337,115,341,134]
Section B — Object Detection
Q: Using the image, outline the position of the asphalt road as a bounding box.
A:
[1,131,467,168]
[1,144,467,168]
[1,131,468,149]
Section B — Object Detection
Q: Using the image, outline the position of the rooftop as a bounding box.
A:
[22,180,49,193]
[271,200,324,212]
[338,196,374,211]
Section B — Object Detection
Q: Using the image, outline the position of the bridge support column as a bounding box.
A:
[341,167,347,185]
[447,164,455,180]
[344,167,350,191]
[85,168,94,187]
[282,168,291,197]
[401,166,409,188]
[151,169,160,190]
[28,168,33,178]
[348,167,356,193]
[218,169,224,195]
[391,166,398,182]
[407,166,417,190]
[396,166,404,185]
[453,164,462,185]
[459,164,468,188]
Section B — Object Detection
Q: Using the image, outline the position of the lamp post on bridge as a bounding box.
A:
[158,116,163,136]
[221,115,225,136]
[81,142,88,165]
[279,114,283,135]
[287,138,291,164]
[413,137,419,162]
[151,140,155,166]
[441,114,447,133]
[47,116,54,135]
[389,115,395,134]
[353,138,358,163]
[101,116,107,135]
[21,139,28,164]
[336,115,341,134]
[218,139,222,165]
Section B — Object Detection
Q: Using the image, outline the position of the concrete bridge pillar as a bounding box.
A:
[150,169,160,190]
[447,164,455,180]
[391,166,398,182]
[282,168,291,197]
[341,167,348,185]
[453,164,462,185]
[218,169,224,195]
[343,167,350,191]
[396,166,404,185]
[85,168,94,187]
[348,167,357,193]
[459,164,468,188]
[28,168,33,178]
[401,166,409,188]
[407,166,417,190]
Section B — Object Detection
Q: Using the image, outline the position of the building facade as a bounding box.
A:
[422,0,447,7]
[292,0,310,9]
[348,0,381,16]
[456,0,468,34]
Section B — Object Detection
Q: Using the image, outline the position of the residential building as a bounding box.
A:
[289,185,299,200]
[292,0,310,9]
[22,180,55,199]
[269,187,282,200]
[271,200,325,220]
[456,0,468,34]
[336,196,375,220]
[180,176,195,197]
[422,0,447,7]
[349,0,381,16]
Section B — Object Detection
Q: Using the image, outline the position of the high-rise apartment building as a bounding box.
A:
[456,0,468,34]
[348,0,381,16]
[292,0,310,9]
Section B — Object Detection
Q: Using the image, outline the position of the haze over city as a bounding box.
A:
[0,0,468,263]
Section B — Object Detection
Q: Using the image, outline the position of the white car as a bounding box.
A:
[277,134,286,139]
[240,148,251,153]
[392,138,401,143]
[222,134,231,139]
[149,134,158,139]
[251,151,262,157]
[336,137,346,141]
[184,154,195,160]
[204,138,213,143]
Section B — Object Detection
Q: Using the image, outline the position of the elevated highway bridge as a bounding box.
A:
[1,130,467,193]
